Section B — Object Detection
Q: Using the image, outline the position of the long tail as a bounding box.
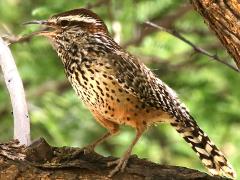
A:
[170,117,236,179]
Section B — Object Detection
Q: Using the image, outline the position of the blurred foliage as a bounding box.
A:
[0,0,239,176]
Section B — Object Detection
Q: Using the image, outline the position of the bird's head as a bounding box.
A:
[25,8,109,38]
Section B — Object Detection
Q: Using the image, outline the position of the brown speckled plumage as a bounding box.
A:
[28,8,236,178]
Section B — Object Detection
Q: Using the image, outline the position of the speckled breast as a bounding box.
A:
[66,58,171,129]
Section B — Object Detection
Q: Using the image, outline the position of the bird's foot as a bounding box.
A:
[71,144,95,158]
[107,155,130,177]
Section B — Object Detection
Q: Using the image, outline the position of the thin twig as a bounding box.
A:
[1,0,111,45]
[145,21,239,73]
[2,32,39,45]
[123,4,192,48]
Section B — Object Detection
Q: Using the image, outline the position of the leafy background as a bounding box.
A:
[0,0,239,176]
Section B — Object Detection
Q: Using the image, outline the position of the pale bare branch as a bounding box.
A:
[0,37,31,145]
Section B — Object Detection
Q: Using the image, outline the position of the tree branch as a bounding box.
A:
[191,0,240,69]
[145,21,239,73]
[6,4,191,47]
[123,4,192,47]
[0,139,226,180]
[0,37,31,145]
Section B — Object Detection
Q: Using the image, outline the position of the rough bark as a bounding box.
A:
[191,0,240,69]
[0,139,228,180]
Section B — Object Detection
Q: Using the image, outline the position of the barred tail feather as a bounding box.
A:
[171,118,236,179]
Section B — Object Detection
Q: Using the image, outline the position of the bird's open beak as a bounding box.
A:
[23,20,48,25]
[23,20,56,36]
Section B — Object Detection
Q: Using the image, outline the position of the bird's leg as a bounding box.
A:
[68,118,119,159]
[107,128,144,177]
[82,131,112,154]
[80,115,120,154]
[63,131,113,161]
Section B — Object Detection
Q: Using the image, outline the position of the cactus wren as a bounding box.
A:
[26,8,236,178]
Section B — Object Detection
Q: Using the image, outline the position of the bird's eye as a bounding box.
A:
[60,20,69,26]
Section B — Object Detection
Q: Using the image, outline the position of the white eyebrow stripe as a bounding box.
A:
[59,16,102,25]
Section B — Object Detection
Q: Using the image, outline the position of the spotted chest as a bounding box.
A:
[65,58,172,130]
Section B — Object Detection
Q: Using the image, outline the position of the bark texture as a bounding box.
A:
[191,0,240,69]
[0,139,229,180]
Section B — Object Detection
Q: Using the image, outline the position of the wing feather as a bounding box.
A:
[107,52,190,121]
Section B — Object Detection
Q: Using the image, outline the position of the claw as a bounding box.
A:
[107,156,129,177]
[107,130,144,177]
[107,159,119,167]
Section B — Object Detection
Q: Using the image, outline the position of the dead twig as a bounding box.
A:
[145,21,239,73]
[123,4,192,47]
[2,31,40,45]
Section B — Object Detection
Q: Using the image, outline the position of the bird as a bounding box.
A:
[25,8,236,178]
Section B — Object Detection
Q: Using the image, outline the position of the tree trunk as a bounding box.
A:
[191,0,240,69]
[0,138,226,180]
